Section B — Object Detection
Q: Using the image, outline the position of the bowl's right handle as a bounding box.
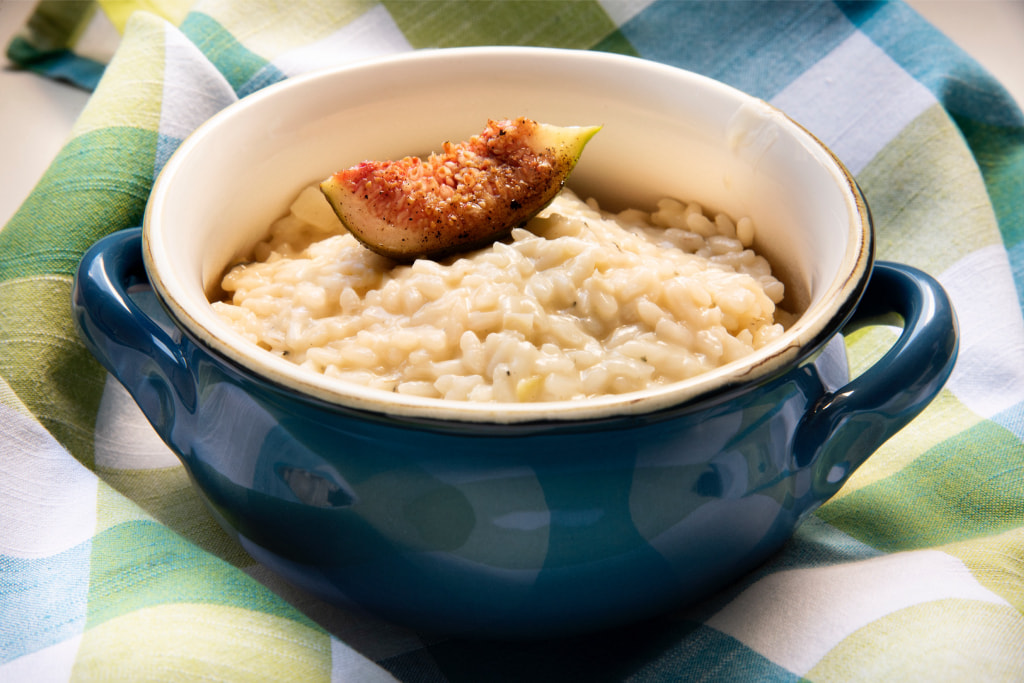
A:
[796,261,959,497]
[71,227,196,440]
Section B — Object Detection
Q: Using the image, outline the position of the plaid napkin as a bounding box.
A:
[3,1,1023,680]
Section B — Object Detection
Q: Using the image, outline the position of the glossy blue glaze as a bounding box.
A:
[71,228,958,638]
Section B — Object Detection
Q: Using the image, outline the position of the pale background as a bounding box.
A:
[2,0,1023,228]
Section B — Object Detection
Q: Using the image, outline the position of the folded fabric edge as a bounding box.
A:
[5,35,105,91]
[4,0,108,90]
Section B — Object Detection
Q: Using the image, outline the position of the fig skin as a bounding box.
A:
[320,118,601,261]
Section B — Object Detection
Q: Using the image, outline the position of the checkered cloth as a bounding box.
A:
[3,1,1023,680]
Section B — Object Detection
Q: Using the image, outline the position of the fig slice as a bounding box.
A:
[319,117,601,261]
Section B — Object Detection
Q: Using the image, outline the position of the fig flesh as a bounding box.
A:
[320,118,600,260]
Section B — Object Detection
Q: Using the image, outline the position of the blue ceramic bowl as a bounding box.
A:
[71,48,958,638]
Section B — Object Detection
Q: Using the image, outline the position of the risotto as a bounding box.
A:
[212,187,790,402]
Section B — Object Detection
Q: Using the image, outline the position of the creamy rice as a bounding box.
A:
[212,187,790,402]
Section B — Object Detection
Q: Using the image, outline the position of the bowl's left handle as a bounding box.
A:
[71,228,196,439]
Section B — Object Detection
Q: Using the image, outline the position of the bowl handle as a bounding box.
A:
[796,261,959,497]
[71,227,196,440]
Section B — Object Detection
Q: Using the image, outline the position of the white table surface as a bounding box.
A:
[2,0,1023,229]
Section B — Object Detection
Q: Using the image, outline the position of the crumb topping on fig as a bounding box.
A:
[320,118,600,260]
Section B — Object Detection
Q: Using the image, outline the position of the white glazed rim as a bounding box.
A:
[144,47,872,424]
